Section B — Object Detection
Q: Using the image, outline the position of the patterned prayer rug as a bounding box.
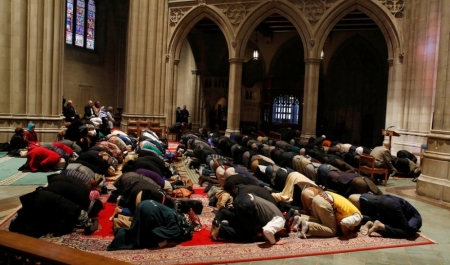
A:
[0,190,435,265]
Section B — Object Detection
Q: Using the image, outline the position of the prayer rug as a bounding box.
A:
[168,141,178,153]
[0,190,435,265]
[0,157,51,186]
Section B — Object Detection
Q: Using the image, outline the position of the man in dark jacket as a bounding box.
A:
[349,193,422,238]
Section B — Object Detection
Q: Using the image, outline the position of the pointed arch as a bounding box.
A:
[314,0,401,59]
[234,1,312,59]
[168,6,235,61]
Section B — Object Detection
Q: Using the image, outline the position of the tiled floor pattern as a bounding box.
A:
[1,178,449,265]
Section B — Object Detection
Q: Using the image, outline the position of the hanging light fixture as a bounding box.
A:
[321,49,324,59]
[253,31,259,60]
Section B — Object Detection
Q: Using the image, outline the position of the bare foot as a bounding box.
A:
[368,220,385,236]
[299,220,308,239]
[360,221,373,235]
[109,207,122,222]
[275,239,288,245]
[292,216,301,232]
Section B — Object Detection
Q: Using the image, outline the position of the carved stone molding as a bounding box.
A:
[295,0,336,22]
[309,39,315,47]
[217,4,250,27]
[304,58,322,64]
[170,8,190,27]
[379,0,404,18]
[229,58,245,64]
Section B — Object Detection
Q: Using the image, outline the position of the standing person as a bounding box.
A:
[24,123,40,149]
[84,100,96,121]
[175,107,182,123]
[93,101,101,117]
[334,116,345,142]
[180,105,189,123]
[106,106,116,129]
[63,100,78,124]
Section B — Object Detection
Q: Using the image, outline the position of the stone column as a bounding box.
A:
[226,58,244,136]
[384,57,404,153]
[115,18,127,114]
[123,0,168,124]
[191,70,199,130]
[400,0,440,153]
[0,0,64,143]
[301,58,321,140]
[416,0,450,202]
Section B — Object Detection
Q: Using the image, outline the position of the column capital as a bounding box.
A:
[191,70,198,75]
[174,59,180,65]
[304,58,322,65]
[229,58,244,64]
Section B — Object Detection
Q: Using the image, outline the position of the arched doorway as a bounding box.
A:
[321,34,388,146]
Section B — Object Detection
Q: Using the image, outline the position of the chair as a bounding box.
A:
[358,154,389,186]
[166,125,179,141]
[126,120,140,137]
[113,113,122,127]
[413,143,427,165]
[270,131,282,141]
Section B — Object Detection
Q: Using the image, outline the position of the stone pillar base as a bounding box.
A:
[416,132,450,203]
[416,175,450,203]
[225,129,240,137]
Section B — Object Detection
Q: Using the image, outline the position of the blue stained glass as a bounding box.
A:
[66,0,95,49]
[86,8,95,50]
[65,0,74,44]
[75,0,85,47]
[88,0,96,12]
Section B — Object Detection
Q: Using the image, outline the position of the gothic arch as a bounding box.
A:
[234,1,312,60]
[168,6,235,61]
[314,0,401,60]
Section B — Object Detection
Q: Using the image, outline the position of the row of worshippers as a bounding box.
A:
[8,125,178,246]
[7,124,423,249]
[173,129,422,244]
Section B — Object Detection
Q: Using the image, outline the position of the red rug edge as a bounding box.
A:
[0,210,436,265]
[179,234,436,265]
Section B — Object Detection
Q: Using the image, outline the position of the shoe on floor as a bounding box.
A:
[84,219,99,235]
[203,183,213,193]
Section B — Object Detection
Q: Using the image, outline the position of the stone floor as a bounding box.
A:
[0,178,449,265]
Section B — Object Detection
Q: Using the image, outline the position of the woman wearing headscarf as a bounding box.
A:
[24,123,40,149]
[8,127,28,156]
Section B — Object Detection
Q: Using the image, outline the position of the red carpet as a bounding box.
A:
[0,188,435,265]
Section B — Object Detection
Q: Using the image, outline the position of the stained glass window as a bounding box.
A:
[272,94,299,124]
[86,0,96,50]
[65,0,96,50]
[65,0,74,44]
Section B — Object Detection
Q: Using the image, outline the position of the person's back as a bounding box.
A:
[370,144,396,172]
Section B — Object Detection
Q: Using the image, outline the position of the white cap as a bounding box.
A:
[340,213,362,228]
[355,147,363,155]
